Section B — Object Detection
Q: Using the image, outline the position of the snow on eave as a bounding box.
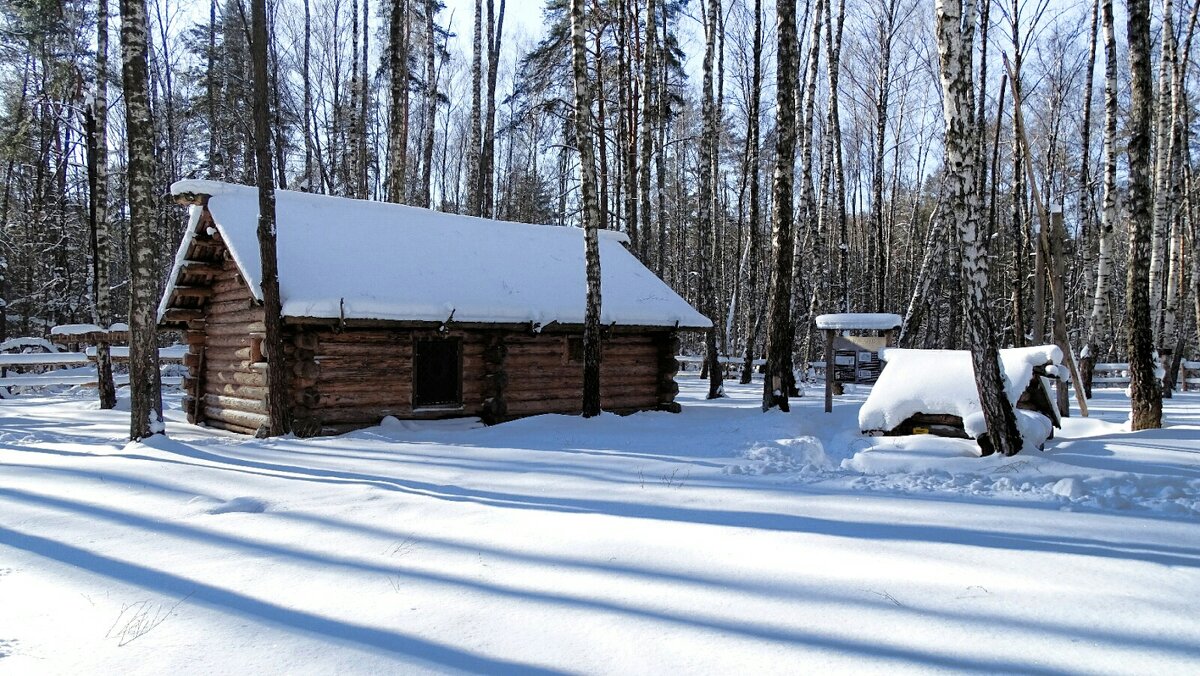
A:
[156,205,205,324]
[815,313,902,331]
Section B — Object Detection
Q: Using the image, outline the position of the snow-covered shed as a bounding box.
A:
[159,180,710,436]
[859,346,1064,452]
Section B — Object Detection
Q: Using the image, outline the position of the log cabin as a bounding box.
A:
[159,179,711,437]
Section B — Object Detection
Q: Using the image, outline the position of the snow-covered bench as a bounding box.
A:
[859,346,1064,453]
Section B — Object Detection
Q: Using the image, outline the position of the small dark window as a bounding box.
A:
[566,336,585,363]
[414,338,462,408]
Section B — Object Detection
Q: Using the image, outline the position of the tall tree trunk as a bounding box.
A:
[251,0,289,436]
[387,0,409,203]
[639,0,657,264]
[936,0,1022,455]
[571,0,603,417]
[1125,0,1164,429]
[303,0,313,189]
[1149,0,1177,345]
[481,0,505,217]
[119,0,163,440]
[92,0,116,410]
[700,0,723,399]
[466,0,483,215]
[740,0,763,385]
[763,0,798,412]
[1083,0,1119,397]
[420,2,437,208]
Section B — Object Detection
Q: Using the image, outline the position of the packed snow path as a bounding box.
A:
[1,379,1198,674]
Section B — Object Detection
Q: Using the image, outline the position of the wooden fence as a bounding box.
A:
[0,346,187,389]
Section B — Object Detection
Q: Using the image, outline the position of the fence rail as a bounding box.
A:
[0,346,187,389]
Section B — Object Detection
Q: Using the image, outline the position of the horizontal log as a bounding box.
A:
[204,382,269,400]
[313,344,414,358]
[202,407,268,432]
[204,393,268,415]
[314,405,420,424]
[505,395,657,416]
[211,287,253,305]
[207,299,256,316]
[162,308,204,324]
[206,321,266,336]
[181,261,224,277]
[211,275,250,294]
[505,384,659,403]
[172,286,213,299]
[206,308,265,326]
[206,334,251,348]
[204,359,255,374]
[202,419,260,436]
[315,391,414,409]
[205,347,254,362]
[205,370,266,387]
[184,331,207,346]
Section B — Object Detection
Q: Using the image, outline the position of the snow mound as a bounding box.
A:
[207,497,269,515]
[726,437,828,475]
[963,409,1055,450]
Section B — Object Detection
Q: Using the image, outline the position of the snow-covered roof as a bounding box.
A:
[161,180,710,329]
[815,313,902,331]
[859,345,1063,434]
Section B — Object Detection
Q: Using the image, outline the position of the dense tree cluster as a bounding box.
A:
[1,0,1192,433]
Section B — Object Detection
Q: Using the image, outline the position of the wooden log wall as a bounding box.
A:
[288,328,489,436]
[503,333,662,417]
[284,328,680,436]
[194,256,268,435]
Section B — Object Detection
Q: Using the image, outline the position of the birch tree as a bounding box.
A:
[763,0,798,412]
[1125,0,1164,429]
[934,0,1022,455]
[91,0,116,409]
[119,0,163,440]
[1083,0,1119,397]
[571,0,603,417]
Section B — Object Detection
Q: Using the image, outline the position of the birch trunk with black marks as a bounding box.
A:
[420,2,438,208]
[763,0,798,412]
[1083,0,1119,398]
[1149,0,1176,345]
[935,0,1022,455]
[1125,0,1164,429]
[639,0,657,264]
[387,0,410,203]
[119,0,163,440]
[481,0,505,218]
[700,0,723,399]
[92,0,116,410]
[739,0,763,385]
[571,0,603,417]
[466,0,483,216]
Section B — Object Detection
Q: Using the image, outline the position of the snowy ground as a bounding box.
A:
[1,376,1198,674]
